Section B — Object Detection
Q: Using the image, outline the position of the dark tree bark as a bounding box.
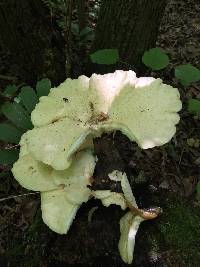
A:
[76,0,87,32]
[90,0,167,74]
[0,0,66,85]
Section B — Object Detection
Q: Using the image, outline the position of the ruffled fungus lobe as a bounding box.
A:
[12,70,182,263]
[119,212,144,264]
[12,150,96,234]
[22,70,181,170]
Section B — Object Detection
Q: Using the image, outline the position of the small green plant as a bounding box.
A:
[142,47,169,70]
[2,84,18,97]
[90,48,119,64]
[71,23,94,46]
[188,98,200,115]
[175,64,200,87]
[0,78,51,165]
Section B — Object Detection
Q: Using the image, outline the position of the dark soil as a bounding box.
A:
[0,0,200,267]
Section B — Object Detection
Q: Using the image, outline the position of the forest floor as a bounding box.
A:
[0,0,200,267]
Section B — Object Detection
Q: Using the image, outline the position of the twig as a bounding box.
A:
[0,192,40,202]
[178,147,185,165]
[0,74,17,81]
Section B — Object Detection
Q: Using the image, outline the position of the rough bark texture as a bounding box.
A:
[0,0,65,85]
[76,0,87,32]
[90,0,167,74]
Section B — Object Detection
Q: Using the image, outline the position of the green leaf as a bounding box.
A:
[19,86,38,113]
[80,27,94,43]
[142,47,169,70]
[36,78,51,98]
[0,123,23,143]
[90,49,119,65]
[2,85,18,97]
[2,102,33,130]
[71,23,79,36]
[175,64,200,86]
[188,99,200,115]
[80,27,93,37]
[0,149,19,165]
[197,181,200,199]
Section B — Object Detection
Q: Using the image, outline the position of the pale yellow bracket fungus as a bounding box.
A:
[107,170,138,208]
[118,212,144,264]
[92,171,137,211]
[12,150,96,234]
[41,190,79,234]
[92,170,146,264]
[105,170,161,264]
[11,70,181,262]
[21,70,181,170]
[92,190,127,210]
[22,118,92,170]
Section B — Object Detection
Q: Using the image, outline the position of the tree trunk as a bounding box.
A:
[0,0,65,85]
[76,0,87,32]
[90,0,167,74]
